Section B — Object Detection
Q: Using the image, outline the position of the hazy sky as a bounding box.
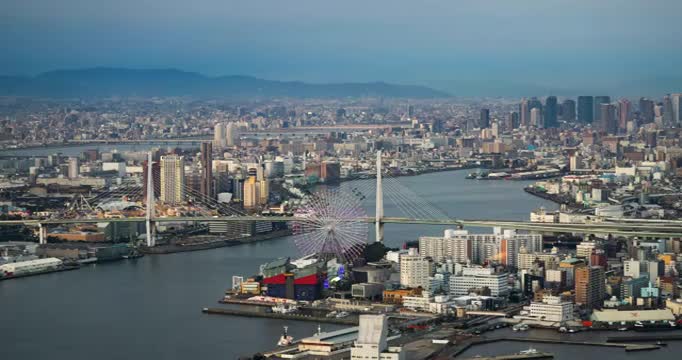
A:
[2,0,681,93]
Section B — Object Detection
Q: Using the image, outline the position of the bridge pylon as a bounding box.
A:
[375,150,384,243]
[145,152,156,247]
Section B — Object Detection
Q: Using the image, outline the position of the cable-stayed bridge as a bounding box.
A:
[1,151,681,245]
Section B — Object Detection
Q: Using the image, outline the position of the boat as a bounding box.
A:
[277,326,293,347]
[519,348,539,355]
[512,323,529,331]
[335,311,350,318]
[272,303,298,314]
[656,341,667,346]
[618,327,629,331]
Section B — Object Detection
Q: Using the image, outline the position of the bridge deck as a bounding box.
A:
[1,216,680,238]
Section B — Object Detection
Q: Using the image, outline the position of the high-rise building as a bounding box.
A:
[672,93,682,125]
[574,266,605,309]
[544,96,558,128]
[600,103,617,134]
[593,96,611,123]
[529,97,543,113]
[639,98,655,124]
[225,122,240,146]
[200,142,214,199]
[617,99,631,132]
[479,108,490,129]
[561,99,576,122]
[530,107,543,128]
[213,123,226,148]
[160,155,185,204]
[509,112,520,130]
[519,98,530,127]
[577,96,594,123]
[243,176,260,209]
[663,95,674,126]
[259,179,269,205]
[67,157,79,179]
[399,248,434,289]
[232,178,244,203]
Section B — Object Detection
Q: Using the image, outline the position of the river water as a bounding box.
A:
[0,169,578,359]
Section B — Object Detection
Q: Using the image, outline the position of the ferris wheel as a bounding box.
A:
[291,188,368,263]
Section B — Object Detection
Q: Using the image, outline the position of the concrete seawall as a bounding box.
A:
[202,307,358,325]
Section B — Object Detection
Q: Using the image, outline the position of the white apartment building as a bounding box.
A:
[399,248,434,289]
[624,259,641,278]
[525,295,574,323]
[449,266,509,297]
[385,250,407,264]
[576,241,597,259]
[419,229,542,268]
[402,293,433,312]
[517,249,561,270]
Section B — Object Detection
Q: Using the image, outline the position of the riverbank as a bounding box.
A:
[141,229,292,254]
[523,186,580,210]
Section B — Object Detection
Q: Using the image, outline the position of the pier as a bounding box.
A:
[501,337,660,352]
[450,336,661,358]
[607,334,682,342]
[461,353,553,360]
[201,307,358,325]
[219,298,280,307]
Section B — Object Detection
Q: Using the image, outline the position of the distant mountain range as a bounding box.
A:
[0,68,450,99]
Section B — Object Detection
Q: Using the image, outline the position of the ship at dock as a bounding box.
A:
[0,257,79,280]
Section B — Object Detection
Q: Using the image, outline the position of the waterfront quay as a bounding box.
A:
[202,307,358,325]
[460,353,553,360]
[443,329,666,359]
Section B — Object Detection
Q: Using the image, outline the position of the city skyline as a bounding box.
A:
[3,2,682,359]
[2,0,682,96]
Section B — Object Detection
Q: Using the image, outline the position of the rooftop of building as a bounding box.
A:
[300,326,358,345]
[591,308,675,322]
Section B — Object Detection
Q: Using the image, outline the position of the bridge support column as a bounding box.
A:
[146,152,156,247]
[38,223,47,245]
[375,150,384,243]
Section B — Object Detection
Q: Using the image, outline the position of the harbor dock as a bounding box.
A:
[450,336,661,358]
[501,337,660,352]
[201,307,358,325]
[219,298,277,307]
[461,353,553,360]
[606,334,682,342]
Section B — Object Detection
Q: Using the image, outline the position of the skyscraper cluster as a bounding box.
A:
[213,122,240,148]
